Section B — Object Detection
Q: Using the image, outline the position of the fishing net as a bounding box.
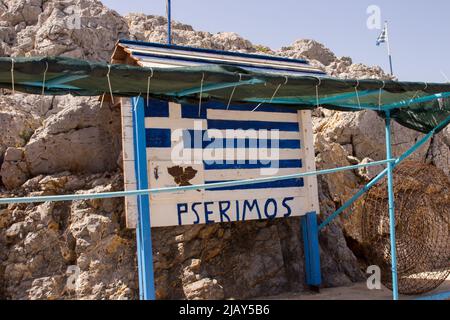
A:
[360,161,450,295]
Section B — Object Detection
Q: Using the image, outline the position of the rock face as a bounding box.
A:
[0,0,129,61]
[23,96,122,176]
[126,14,255,52]
[0,0,449,300]
[281,39,337,66]
[0,172,137,299]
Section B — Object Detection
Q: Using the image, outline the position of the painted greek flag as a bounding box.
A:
[376,26,387,46]
[143,98,305,193]
[123,97,319,227]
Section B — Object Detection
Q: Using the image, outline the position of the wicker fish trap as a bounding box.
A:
[360,161,450,295]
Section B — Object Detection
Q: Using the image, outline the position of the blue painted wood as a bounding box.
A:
[180,102,299,116]
[144,99,169,117]
[118,39,313,65]
[180,130,301,149]
[146,128,171,148]
[132,99,144,300]
[204,159,302,170]
[207,119,300,132]
[221,104,299,114]
[301,212,321,287]
[130,51,325,75]
[205,178,304,191]
[133,96,156,301]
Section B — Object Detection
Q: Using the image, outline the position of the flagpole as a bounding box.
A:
[385,21,394,76]
[167,0,172,45]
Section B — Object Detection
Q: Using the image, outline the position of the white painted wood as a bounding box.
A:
[298,110,320,215]
[121,99,319,228]
[169,102,181,118]
[207,109,299,122]
[121,98,138,228]
[144,118,207,130]
[150,196,310,227]
[147,160,205,202]
[146,147,302,162]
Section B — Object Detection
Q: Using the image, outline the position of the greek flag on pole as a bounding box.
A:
[376,26,387,46]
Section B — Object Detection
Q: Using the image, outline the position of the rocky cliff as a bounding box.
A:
[0,0,448,299]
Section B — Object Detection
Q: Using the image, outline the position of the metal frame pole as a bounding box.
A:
[385,110,399,300]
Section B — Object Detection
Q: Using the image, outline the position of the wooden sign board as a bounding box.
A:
[121,98,319,228]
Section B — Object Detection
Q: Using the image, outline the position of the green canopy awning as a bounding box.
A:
[1,56,450,134]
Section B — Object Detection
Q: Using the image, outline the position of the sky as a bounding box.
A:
[102,0,450,82]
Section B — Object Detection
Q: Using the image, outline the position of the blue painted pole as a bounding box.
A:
[167,0,172,45]
[133,97,156,300]
[301,212,321,288]
[385,110,399,301]
[131,99,144,299]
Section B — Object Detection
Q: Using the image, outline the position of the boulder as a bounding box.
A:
[2,0,129,61]
[23,97,121,175]
[0,147,29,189]
[280,39,337,66]
[125,13,256,53]
[0,96,41,161]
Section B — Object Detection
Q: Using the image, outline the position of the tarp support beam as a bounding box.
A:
[169,79,264,97]
[383,91,450,110]
[317,89,380,104]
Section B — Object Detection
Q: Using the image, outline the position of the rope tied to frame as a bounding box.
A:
[252,76,288,112]
[106,64,114,104]
[226,73,242,110]
[10,58,15,95]
[146,67,154,105]
[198,73,205,117]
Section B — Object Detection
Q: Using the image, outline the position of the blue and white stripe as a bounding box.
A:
[376,27,387,46]
[144,99,305,192]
